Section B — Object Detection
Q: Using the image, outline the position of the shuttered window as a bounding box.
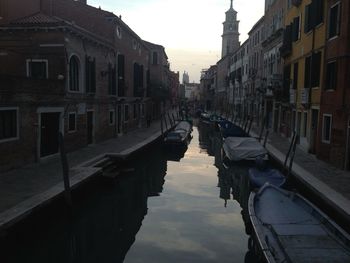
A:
[117,54,125,97]
[27,60,48,79]
[328,3,340,39]
[313,0,324,26]
[304,56,311,89]
[325,61,337,90]
[293,62,298,90]
[108,63,117,95]
[322,114,332,143]
[304,4,312,33]
[68,112,76,132]
[69,56,80,92]
[311,52,321,87]
[85,56,96,93]
[292,16,300,42]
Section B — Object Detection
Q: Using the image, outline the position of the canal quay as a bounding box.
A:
[1,123,261,263]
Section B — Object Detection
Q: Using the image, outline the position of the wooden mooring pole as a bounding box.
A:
[167,112,173,127]
[161,116,164,135]
[58,132,72,207]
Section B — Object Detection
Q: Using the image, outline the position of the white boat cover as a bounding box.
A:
[223,137,267,161]
[175,121,191,132]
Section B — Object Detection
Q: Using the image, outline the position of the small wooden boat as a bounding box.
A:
[164,121,192,147]
[222,137,268,162]
[248,184,350,263]
[200,112,211,123]
[248,167,285,188]
[218,120,247,138]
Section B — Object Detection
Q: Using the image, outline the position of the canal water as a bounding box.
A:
[1,124,259,263]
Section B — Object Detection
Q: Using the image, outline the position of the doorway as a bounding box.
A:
[40,112,60,158]
[87,111,94,144]
[117,105,122,135]
[310,109,319,154]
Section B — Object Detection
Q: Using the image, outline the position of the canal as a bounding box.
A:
[1,124,259,263]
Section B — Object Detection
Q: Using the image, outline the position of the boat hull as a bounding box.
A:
[248,184,350,263]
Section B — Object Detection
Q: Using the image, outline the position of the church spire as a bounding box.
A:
[230,0,233,9]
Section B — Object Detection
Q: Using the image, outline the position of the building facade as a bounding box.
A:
[247,17,265,125]
[262,0,285,134]
[317,0,350,169]
[0,0,175,172]
[281,0,326,152]
[199,65,217,111]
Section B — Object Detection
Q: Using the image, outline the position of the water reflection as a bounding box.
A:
[1,145,167,263]
[2,124,263,263]
[200,123,262,263]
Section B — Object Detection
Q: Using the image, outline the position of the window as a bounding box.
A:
[108,63,117,95]
[305,52,321,89]
[325,61,337,90]
[124,105,129,122]
[116,26,122,39]
[132,39,137,50]
[304,4,312,33]
[85,56,96,93]
[133,63,144,97]
[293,62,298,90]
[69,56,80,92]
[68,112,76,132]
[328,3,340,39]
[313,0,324,26]
[152,52,158,65]
[0,108,18,141]
[26,59,48,79]
[280,24,292,55]
[292,16,300,41]
[304,56,311,89]
[322,114,332,143]
[311,52,321,87]
[109,110,115,125]
[117,54,125,97]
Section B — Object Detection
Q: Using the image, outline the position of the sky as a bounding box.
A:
[88,0,264,83]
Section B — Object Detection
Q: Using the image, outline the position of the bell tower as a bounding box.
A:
[221,0,240,58]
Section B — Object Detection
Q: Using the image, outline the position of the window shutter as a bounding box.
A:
[91,58,96,93]
[311,52,321,87]
[292,17,300,41]
[314,0,323,26]
[304,56,311,89]
[112,64,116,95]
[293,62,298,90]
[85,55,90,93]
[304,4,311,33]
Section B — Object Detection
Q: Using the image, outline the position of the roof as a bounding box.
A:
[10,12,62,25]
[143,40,168,59]
[248,15,265,35]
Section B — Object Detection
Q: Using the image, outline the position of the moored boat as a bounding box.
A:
[164,121,192,147]
[248,167,285,188]
[222,137,268,163]
[248,184,350,263]
[218,120,247,138]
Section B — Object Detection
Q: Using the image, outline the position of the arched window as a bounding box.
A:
[69,55,80,92]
